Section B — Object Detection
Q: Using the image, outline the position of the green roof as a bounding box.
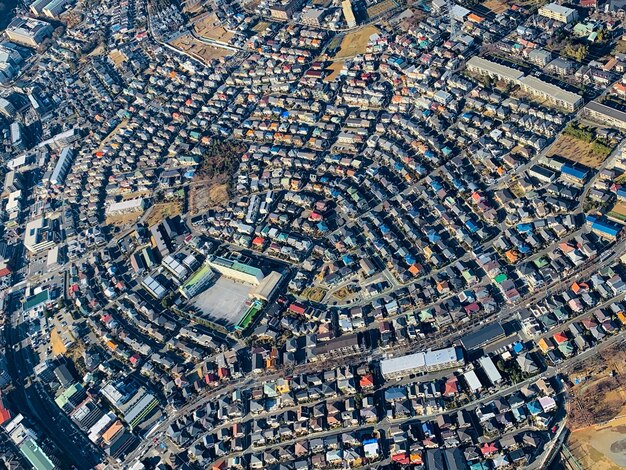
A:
[55,383,83,409]
[20,438,55,470]
[494,273,508,284]
[236,300,265,331]
[183,264,213,289]
[23,289,50,311]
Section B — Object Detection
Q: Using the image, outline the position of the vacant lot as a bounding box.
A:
[548,134,610,169]
[334,25,380,59]
[569,412,626,470]
[482,0,507,13]
[367,0,397,19]
[566,345,626,454]
[144,201,182,227]
[608,202,626,223]
[193,13,234,43]
[169,34,232,63]
[51,329,68,356]
[189,181,230,214]
[302,287,328,302]
[324,61,344,82]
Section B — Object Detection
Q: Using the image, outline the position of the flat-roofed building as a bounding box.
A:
[479,356,503,385]
[466,56,524,84]
[538,2,578,23]
[269,0,304,20]
[251,270,283,301]
[5,17,53,47]
[583,100,626,130]
[24,217,56,254]
[518,76,582,111]
[380,347,465,380]
[207,255,265,285]
[342,0,357,27]
[179,263,215,299]
[49,147,74,187]
[105,198,145,217]
[141,276,166,299]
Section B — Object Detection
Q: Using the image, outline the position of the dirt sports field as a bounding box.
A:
[548,134,610,169]
[334,25,380,60]
[567,343,626,469]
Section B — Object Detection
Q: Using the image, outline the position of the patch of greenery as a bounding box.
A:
[591,141,612,158]
[563,123,593,143]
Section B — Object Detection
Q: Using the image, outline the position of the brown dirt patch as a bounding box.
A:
[334,25,380,59]
[193,13,234,43]
[548,134,608,169]
[567,344,626,430]
[324,61,345,82]
[51,329,68,356]
[302,287,328,302]
[189,180,230,214]
[169,33,233,63]
[482,0,507,13]
[144,201,182,227]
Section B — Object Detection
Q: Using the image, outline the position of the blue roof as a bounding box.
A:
[617,187,626,198]
[527,400,542,415]
[561,164,588,180]
[342,255,353,265]
[517,223,533,233]
[512,342,524,353]
[592,220,620,237]
[466,220,478,233]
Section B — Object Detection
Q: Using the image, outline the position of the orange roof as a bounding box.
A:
[102,421,124,443]
[408,264,421,276]
[467,13,484,22]
[617,311,626,325]
[504,250,519,263]
[537,338,552,353]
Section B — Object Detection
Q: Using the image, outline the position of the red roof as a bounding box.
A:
[360,374,375,388]
[0,268,11,277]
[0,398,10,426]
[553,332,568,344]
[392,454,409,464]
[481,442,498,455]
[289,303,306,315]
[443,377,459,396]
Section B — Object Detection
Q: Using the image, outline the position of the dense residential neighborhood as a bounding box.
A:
[2,0,626,467]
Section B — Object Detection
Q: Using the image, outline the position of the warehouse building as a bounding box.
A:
[380,347,465,380]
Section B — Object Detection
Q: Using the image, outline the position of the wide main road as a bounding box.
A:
[3,293,103,469]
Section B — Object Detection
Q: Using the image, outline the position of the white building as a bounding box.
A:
[538,2,578,23]
[380,347,465,380]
